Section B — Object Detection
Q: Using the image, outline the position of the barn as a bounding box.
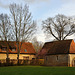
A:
[38,39,75,67]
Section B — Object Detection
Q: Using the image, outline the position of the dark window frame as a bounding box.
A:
[57,56,58,60]
[1,47,7,51]
[11,48,16,51]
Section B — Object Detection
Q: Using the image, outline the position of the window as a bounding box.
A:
[11,48,16,51]
[32,58,35,60]
[2,47,7,51]
[24,49,27,52]
[57,56,58,60]
[9,46,16,51]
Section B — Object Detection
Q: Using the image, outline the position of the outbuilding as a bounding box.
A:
[38,39,75,67]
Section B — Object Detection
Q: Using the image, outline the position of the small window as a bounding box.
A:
[57,56,58,60]
[24,49,27,52]
[2,47,7,51]
[11,48,16,51]
[32,58,35,60]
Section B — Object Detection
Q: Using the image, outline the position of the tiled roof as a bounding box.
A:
[0,41,36,54]
[38,39,75,56]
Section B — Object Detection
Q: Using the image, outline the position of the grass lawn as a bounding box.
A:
[0,66,75,75]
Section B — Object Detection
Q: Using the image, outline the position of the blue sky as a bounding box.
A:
[0,0,75,42]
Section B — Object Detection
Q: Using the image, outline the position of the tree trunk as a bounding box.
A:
[16,42,20,65]
[59,32,61,40]
[17,53,19,65]
[6,42,10,65]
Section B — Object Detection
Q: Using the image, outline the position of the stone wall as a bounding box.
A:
[45,54,68,66]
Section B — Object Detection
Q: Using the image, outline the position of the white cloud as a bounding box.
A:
[23,0,50,4]
[39,1,75,21]
[57,3,75,16]
[61,0,75,3]
[36,33,46,42]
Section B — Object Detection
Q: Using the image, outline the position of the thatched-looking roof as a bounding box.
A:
[38,39,75,56]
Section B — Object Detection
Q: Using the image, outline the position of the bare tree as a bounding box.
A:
[32,37,44,53]
[9,3,36,64]
[0,14,11,63]
[42,14,75,41]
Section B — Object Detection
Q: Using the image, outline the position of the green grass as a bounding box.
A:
[0,66,75,75]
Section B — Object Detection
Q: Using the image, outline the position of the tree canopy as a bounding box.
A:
[9,3,36,42]
[42,14,75,41]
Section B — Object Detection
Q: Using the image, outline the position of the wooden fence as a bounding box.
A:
[0,59,45,66]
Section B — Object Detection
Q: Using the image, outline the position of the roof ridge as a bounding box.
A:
[45,39,73,44]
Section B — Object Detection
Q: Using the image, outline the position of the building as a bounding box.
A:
[0,41,36,60]
[38,39,75,67]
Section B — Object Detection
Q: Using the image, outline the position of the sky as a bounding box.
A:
[0,0,75,42]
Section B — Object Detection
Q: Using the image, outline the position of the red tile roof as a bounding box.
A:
[38,39,75,56]
[0,41,36,54]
